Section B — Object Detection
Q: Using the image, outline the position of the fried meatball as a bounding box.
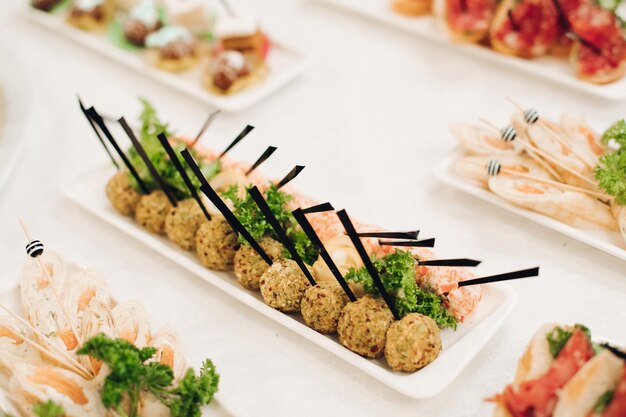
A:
[31,0,61,11]
[106,171,142,216]
[164,198,207,251]
[259,259,312,313]
[195,216,239,271]
[301,282,350,334]
[233,237,284,290]
[337,296,394,359]
[385,313,441,372]
[134,190,172,234]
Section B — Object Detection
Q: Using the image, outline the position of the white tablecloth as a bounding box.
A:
[0,0,625,416]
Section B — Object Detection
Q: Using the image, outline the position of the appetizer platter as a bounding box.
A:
[62,98,532,398]
[489,322,626,417]
[0,44,31,192]
[436,101,626,260]
[0,228,229,417]
[316,0,626,100]
[22,0,309,112]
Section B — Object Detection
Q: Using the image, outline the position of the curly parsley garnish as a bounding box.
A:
[127,98,221,199]
[595,120,626,204]
[77,334,219,417]
[546,324,592,358]
[222,184,319,265]
[345,250,458,329]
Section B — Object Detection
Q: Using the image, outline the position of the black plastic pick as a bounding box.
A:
[418,258,482,267]
[78,97,118,169]
[458,267,539,287]
[358,231,419,240]
[190,110,221,148]
[246,146,277,176]
[301,202,334,214]
[277,165,305,189]
[378,238,435,248]
[219,125,254,159]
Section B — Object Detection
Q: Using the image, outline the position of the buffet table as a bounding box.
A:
[0,0,624,415]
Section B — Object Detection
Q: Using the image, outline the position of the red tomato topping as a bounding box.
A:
[502,329,594,417]
[602,364,626,417]
[446,0,496,35]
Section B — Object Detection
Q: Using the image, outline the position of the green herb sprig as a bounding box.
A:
[595,119,626,204]
[546,324,592,358]
[77,334,219,417]
[32,401,64,417]
[345,250,458,329]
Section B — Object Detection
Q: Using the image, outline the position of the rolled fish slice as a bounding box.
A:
[150,325,186,381]
[449,123,521,156]
[9,363,106,417]
[488,176,618,230]
[611,204,626,243]
[28,298,79,354]
[455,155,554,188]
[20,251,66,315]
[0,315,42,390]
[559,114,606,166]
[79,300,115,376]
[62,268,112,324]
[111,301,152,348]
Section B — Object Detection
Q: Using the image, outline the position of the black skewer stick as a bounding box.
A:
[601,343,626,361]
[292,208,356,302]
[552,0,603,55]
[458,267,539,287]
[417,258,482,267]
[119,117,177,206]
[277,165,305,189]
[217,0,236,16]
[190,110,221,148]
[378,238,435,248]
[181,149,273,265]
[337,209,399,320]
[248,186,316,285]
[302,202,334,214]
[246,146,277,176]
[507,10,520,32]
[157,133,211,221]
[78,98,119,169]
[219,125,254,159]
[358,230,419,240]
[86,107,149,194]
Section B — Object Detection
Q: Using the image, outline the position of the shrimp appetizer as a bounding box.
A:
[451,105,626,245]
[490,323,626,417]
[0,238,220,417]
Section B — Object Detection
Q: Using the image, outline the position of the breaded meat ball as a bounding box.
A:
[134,190,173,234]
[337,296,394,359]
[233,237,284,290]
[385,313,441,372]
[165,198,207,251]
[195,215,239,271]
[259,259,312,313]
[106,171,142,216]
[301,281,350,334]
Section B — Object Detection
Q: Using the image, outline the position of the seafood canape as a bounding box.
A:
[67,0,113,31]
[145,26,199,72]
[123,0,163,47]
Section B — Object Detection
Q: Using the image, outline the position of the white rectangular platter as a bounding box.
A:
[435,153,626,261]
[63,165,517,399]
[21,6,310,113]
[318,0,626,101]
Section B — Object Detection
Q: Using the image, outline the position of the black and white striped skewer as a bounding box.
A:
[248,185,317,286]
[181,149,273,265]
[85,107,149,194]
[506,99,594,170]
[337,209,399,320]
[479,159,608,199]
[292,206,357,302]
[480,118,595,188]
[190,110,221,148]
[119,117,178,206]
[18,221,86,357]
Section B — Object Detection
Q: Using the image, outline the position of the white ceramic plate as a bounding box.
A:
[435,152,626,261]
[21,7,309,113]
[0,44,31,192]
[317,0,626,101]
[63,164,517,399]
[0,271,240,417]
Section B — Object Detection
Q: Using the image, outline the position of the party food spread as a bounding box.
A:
[0,233,220,417]
[489,323,626,417]
[451,101,626,248]
[78,98,539,376]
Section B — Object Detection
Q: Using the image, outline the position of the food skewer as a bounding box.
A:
[337,209,400,320]
[276,165,305,189]
[119,117,178,206]
[474,159,609,200]
[246,146,278,176]
[219,125,255,159]
[248,186,317,285]
[379,238,436,247]
[78,98,119,169]
[181,149,273,265]
[86,107,149,194]
[507,99,594,170]
[457,266,539,287]
[357,230,419,239]
[18,221,84,350]
[480,118,597,188]
[292,207,357,302]
[190,110,221,148]
[417,258,482,267]
[157,133,212,221]
[301,202,335,214]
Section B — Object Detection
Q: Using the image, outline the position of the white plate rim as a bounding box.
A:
[434,151,626,261]
[20,6,310,113]
[317,0,626,101]
[62,164,518,399]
